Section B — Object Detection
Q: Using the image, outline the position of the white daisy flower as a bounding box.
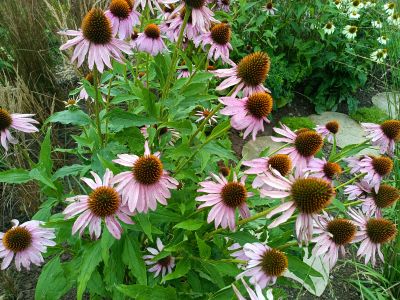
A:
[349,11,361,19]
[262,2,278,15]
[377,36,388,45]
[342,25,358,39]
[371,20,383,28]
[387,13,400,26]
[348,0,364,12]
[334,0,343,9]
[63,98,80,108]
[323,22,336,34]
[383,2,396,15]
[370,49,388,63]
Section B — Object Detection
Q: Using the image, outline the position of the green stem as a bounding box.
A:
[162,7,191,99]
[267,142,290,157]
[334,172,366,190]
[175,122,231,175]
[204,199,363,240]
[329,134,337,161]
[104,75,114,146]
[92,68,103,147]
[146,53,150,89]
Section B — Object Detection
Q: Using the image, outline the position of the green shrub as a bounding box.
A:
[280,116,316,131]
[228,0,397,112]
[350,106,389,124]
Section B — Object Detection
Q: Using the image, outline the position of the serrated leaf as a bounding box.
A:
[106,109,157,131]
[35,255,70,300]
[123,234,147,285]
[77,242,103,300]
[195,233,211,259]
[163,257,191,282]
[116,284,177,300]
[52,164,90,180]
[174,219,203,231]
[29,168,57,190]
[0,168,31,184]
[46,110,91,126]
[136,213,152,241]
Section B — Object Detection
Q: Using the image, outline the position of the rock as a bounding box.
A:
[241,136,285,160]
[309,112,366,149]
[242,112,380,160]
[371,92,399,116]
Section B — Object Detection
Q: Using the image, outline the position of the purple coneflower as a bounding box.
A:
[63,169,134,239]
[195,108,218,125]
[212,52,271,97]
[220,92,273,140]
[0,219,55,271]
[162,8,200,41]
[271,124,324,176]
[135,0,162,14]
[262,2,278,15]
[133,24,167,56]
[194,23,233,64]
[361,120,400,156]
[344,182,399,218]
[232,278,269,300]
[143,238,176,278]
[305,157,342,182]
[243,154,292,188]
[0,108,39,151]
[161,4,176,19]
[177,67,192,78]
[261,171,335,244]
[112,141,179,213]
[239,242,288,288]
[348,155,393,193]
[216,0,231,12]
[196,173,253,230]
[348,208,397,266]
[315,120,339,143]
[141,125,181,146]
[163,0,217,33]
[59,8,132,72]
[105,0,140,39]
[312,212,357,269]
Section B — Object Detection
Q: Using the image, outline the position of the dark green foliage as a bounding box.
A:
[281,116,316,131]
[350,107,389,124]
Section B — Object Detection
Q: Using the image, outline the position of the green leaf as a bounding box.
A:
[135,213,153,241]
[331,142,369,162]
[52,164,90,180]
[39,127,53,175]
[77,242,103,300]
[174,219,203,231]
[29,168,57,190]
[123,234,147,285]
[116,284,177,300]
[46,110,91,126]
[101,229,115,266]
[35,255,70,300]
[163,257,191,282]
[106,109,157,131]
[286,254,323,293]
[195,233,211,259]
[0,168,31,184]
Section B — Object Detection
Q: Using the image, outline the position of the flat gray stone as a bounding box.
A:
[309,112,365,148]
[242,136,285,160]
[242,112,379,160]
[372,92,399,116]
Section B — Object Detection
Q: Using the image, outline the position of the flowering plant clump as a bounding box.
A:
[231,0,400,112]
[0,1,399,299]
